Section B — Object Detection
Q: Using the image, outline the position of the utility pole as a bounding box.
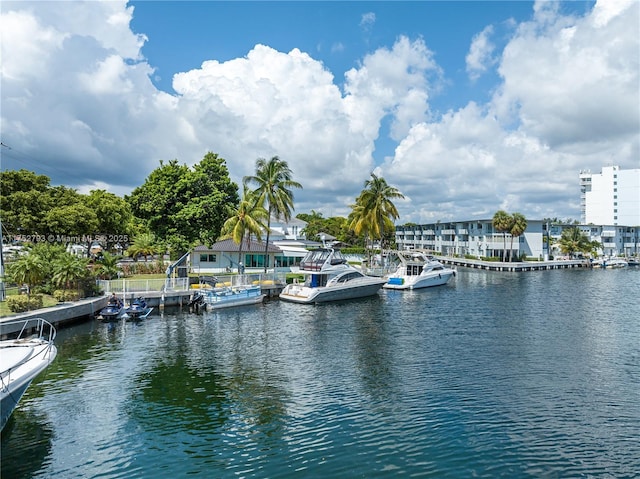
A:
[0,215,5,301]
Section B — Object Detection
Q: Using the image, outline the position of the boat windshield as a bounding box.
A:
[300,249,347,271]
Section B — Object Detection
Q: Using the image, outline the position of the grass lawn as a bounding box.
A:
[0,293,59,318]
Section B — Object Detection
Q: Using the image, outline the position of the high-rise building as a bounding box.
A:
[580,165,640,225]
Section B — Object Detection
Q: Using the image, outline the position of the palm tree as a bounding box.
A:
[244,156,302,272]
[127,232,159,262]
[220,186,268,268]
[509,212,528,261]
[53,253,90,291]
[349,173,404,254]
[492,210,513,261]
[5,253,45,309]
[94,251,122,280]
[559,227,592,258]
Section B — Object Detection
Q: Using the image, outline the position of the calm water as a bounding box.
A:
[2,268,639,478]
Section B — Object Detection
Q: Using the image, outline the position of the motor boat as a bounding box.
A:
[381,250,456,290]
[1,318,58,431]
[122,297,153,320]
[97,295,125,321]
[201,285,265,310]
[279,248,386,304]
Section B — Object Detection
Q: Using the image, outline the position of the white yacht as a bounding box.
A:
[280,248,386,304]
[1,318,58,430]
[382,250,456,290]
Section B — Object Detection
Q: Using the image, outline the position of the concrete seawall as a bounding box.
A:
[0,290,192,337]
[1,284,285,337]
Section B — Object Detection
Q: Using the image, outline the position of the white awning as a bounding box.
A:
[277,246,309,257]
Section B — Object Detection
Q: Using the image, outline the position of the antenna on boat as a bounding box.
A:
[321,234,326,247]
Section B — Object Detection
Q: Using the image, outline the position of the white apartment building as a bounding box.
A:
[395,220,639,259]
[395,219,546,260]
[580,165,640,225]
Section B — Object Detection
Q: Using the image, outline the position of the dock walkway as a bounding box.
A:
[437,257,590,272]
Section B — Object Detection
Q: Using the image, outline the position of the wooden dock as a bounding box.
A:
[437,257,591,272]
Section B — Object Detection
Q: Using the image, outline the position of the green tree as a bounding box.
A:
[86,190,134,239]
[297,210,325,241]
[492,210,513,261]
[44,203,100,238]
[94,251,122,280]
[0,169,53,234]
[220,186,268,265]
[5,252,46,307]
[126,153,239,257]
[509,212,528,261]
[52,253,90,290]
[349,173,404,253]
[127,232,159,262]
[244,156,302,272]
[558,227,592,258]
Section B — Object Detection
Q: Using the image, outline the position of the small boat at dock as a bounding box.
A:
[97,295,125,321]
[279,247,386,304]
[122,297,153,320]
[200,285,265,310]
[381,250,456,290]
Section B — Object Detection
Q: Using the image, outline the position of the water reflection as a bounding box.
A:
[2,268,639,478]
[1,406,53,479]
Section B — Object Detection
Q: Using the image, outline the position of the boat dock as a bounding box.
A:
[437,257,591,272]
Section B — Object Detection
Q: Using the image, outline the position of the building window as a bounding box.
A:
[245,254,269,268]
[199,254,217,263]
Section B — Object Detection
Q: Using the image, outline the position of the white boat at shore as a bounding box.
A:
[200,285,265,310]
[381,250,456,290]
[280,248,386,304]
[1,318,58,431]
[592,257,629,268]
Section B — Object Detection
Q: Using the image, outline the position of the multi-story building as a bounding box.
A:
[396,220,639,259]
[580,165,640,225]
[395,219,546,259]
[547,224,639,258]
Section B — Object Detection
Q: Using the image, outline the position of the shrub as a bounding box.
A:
[53,290,80,302]
[6,294,44,313]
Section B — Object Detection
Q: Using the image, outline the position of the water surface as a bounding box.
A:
[3,267,639,478]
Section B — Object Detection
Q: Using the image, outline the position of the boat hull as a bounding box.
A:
[97,306,124,321]
[206,295,265,310]
[280,278,386,304]
[1,321,57,431]
[124,308,153,320]
[384,270,455,290]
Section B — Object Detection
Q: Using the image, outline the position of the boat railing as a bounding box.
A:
[197,272,286,289]
[0,317,56,346]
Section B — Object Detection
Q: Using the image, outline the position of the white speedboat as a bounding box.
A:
[1,318,58,430]
[382,250,456,290]
[280,248,386,304]
[201,285,265,310]
[604,257,628,268]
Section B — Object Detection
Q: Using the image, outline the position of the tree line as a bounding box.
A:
[1,153,407,306]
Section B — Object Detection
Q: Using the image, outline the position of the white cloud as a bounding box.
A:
[0,0,637,226]
[360,12,376,30]
[466,25,496,81]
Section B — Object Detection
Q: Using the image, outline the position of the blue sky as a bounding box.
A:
[1,0,637,224]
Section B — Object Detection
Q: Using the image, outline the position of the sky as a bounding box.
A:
[1,0,638,225]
